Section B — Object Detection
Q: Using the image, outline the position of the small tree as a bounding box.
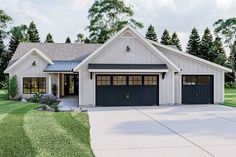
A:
[161,29,171,45]
[145,25,158,42]
[200,28,213,60]
[65,37,71,43]
[186,27,201,57]
[45,33,54,43]
[8,75,18,99]
[171,32,182,51]
[27,21,40,42]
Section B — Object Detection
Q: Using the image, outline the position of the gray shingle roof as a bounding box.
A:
[44,61,81,72]
[10,43,101,63]
[88,64,168,70]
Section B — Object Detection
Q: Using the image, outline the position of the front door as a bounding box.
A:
[64,74,78,96]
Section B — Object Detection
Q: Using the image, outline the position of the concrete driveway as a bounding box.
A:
[88,105,236,157]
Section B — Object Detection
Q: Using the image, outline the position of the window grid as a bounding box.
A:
[144,76,157,85]
[97,76,111,86]
[128,76,142,85]
[23,77,46,94]
[113,76,127,85]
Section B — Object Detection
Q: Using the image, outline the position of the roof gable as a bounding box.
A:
[4,48,53,73]
[73,25,181,72]
[150,40,232,72]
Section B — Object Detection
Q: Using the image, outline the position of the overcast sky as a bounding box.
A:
[1,0,236,50]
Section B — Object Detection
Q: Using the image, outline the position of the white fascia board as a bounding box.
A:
[4,48,53,73]
[88,69,169,73]
[73,25,181,72]
[149,40,232,72]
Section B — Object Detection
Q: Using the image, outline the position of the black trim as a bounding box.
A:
[88,64,168,70]
[23,77,46,94]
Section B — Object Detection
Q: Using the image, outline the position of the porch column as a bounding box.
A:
[57,73,60,98]
[49,74,52,94]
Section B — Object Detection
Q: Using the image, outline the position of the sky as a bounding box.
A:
[1,0,236,50]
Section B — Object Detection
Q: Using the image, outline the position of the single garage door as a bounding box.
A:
[96,75,159,106]
[182,75,214,104]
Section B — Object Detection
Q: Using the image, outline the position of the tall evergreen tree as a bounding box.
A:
[27,21,40,42]
[45,33,54,43]
[186,28,201,57]
[88,0,143,43]
[145,25,158,42]
[161,29,171,45]
[8,25,28,56]
[171,32,182,51]
[200,28,213,60]
[65,37,71,43]
[212,37,226,65]
[0,32,6,86]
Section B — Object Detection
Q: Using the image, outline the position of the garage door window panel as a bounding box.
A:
[97,76,111,86]
[183,76,196,85]
[113,76,126,85]
[198,76,211,85]
[129,76,142,85]
[144,76,158,85]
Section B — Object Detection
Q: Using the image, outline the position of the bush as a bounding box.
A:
[225,81,236,88]
[31,93,42,103]
[8,75,18,99]
[40,94,58,106]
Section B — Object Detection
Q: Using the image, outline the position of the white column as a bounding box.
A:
[49,74,52,94]
[57,73,60,98]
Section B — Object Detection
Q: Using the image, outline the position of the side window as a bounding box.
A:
[113,76,126,85]
[128,76,142,85]
[183,76,196,85]
[97,76,111,86]
[144,76,158,85]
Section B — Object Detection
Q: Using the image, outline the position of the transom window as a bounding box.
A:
[113,76,127,85]
[183,76,196,85]
[23,77,46,94]
[129,76,142,85]
[144,76,158,85]
[97,76,111,86]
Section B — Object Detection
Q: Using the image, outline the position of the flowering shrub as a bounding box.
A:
[40,94,58,105]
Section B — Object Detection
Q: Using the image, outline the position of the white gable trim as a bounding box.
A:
[73,25,181,72]
[149,40,232,72]
[4,48,54,73]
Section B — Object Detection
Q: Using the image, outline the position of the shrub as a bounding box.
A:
[31,93,42,103]
[8,75,18,99]
[40,94,58,106]
[225,81,236,88]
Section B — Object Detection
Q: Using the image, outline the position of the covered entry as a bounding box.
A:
[182,75,214,104]
[96,75,159,106]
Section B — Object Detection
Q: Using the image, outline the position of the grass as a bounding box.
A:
[224,88,236,107]
[0,91,94,157]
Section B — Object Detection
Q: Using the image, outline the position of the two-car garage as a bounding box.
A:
[96,75,159,106]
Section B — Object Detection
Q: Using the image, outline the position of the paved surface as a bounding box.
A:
[58,96,79,111]
[88,105,236,157]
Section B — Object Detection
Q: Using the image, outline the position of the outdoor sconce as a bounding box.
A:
[32,61,36,66]
[126,46,131,52]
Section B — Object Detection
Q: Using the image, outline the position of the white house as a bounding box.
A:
[4,26,232,107]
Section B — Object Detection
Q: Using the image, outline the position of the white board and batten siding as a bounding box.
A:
[79,32,175,106]
[158,46,224,104]
[9,52,58,98]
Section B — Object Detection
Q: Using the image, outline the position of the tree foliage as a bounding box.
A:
[8,75,18,99]
[214,18,236,84]
[186,28,201,56]
[200,28,213,60]
[171,32,182,51]
[161,29,171,45]
[87,0,143,43]
[65,37,71,43]
[211,37,226,65]
[45,33,54,43]
[0,10,12,35]
[27,21,40,42]
[145,25,158,42]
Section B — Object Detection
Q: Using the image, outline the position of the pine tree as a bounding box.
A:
[27,21,40,42]
[212,37,226,65]
[0,32,6,85]
[161,29,171,45]
[65,37,71,43]
[186,28,201,57]
[171,32,182,51]
[45,33,54,43]
[200,28,213,60]
[145,25,158,42]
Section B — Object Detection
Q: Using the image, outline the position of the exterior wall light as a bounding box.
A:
[126,46,131,52]
[32,61,36,66]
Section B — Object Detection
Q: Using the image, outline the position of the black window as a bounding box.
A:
[97,76,111,86]
[129,76,142,85]
[113,76,126,85]
[183,76,196,85]
[144,76,157,85]
[23,77,46,94]
[198,76,212,85]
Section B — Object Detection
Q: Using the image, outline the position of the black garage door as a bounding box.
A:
[96,75,159,106]
[182,75,214,104]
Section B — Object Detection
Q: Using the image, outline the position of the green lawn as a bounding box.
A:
[224,88,236,107]
[0,91,94,157]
